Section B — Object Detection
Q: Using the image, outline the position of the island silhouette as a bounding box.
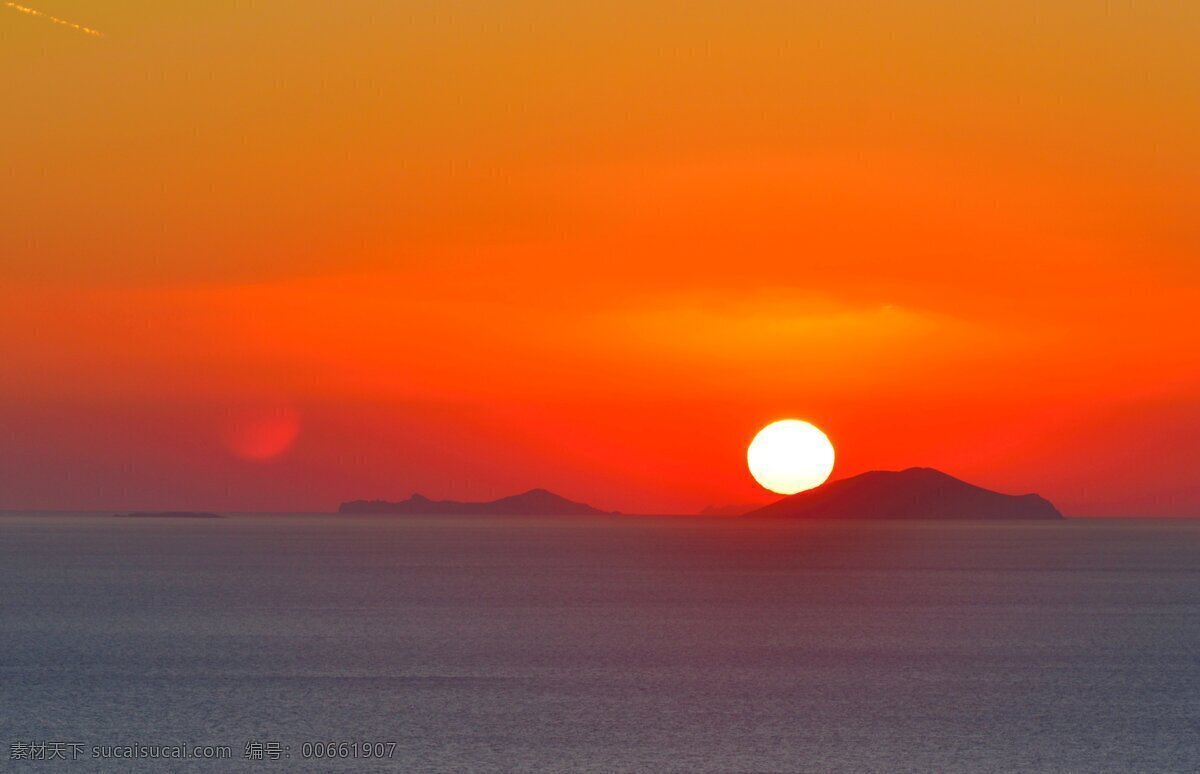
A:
[339,469,1059,519]
[339,488,616,516]
[745,467,1062,520]
[113,511,224,519]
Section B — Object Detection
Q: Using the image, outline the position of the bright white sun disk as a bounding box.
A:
[747,419,835,495]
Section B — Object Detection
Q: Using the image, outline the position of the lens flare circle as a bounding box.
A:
[224,408,300,462]
[747,419,835,495]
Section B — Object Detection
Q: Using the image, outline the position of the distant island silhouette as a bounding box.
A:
[339,488,616,516]
[745,468,1063,520]
[113,511,224,519]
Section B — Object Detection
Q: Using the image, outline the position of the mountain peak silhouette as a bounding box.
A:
[745,467,1062,519]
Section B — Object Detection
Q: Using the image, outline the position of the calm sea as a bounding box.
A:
[1,514,1197,772]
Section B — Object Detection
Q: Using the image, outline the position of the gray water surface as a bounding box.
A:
[1,514,1197,772]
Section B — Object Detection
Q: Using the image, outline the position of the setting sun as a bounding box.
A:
[747,420,835,495]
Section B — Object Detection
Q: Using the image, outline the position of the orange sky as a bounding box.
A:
[2,1,1198,514]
